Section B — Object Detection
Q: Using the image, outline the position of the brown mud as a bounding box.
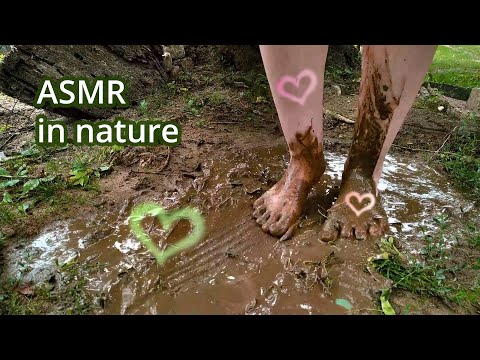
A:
[1,140,475,314]
[253,125,326,240]
[1,59,478,314]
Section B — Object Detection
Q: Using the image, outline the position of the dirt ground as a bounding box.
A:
[0,57,478,314]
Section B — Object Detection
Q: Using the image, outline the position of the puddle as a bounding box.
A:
[2,145,474,314]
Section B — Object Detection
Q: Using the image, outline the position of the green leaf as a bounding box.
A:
[76,175,89,187]
[0,179,20,188]
[380,295,396,315]
[2,192,12,203]
[22,179,40,193]
[435,269,446,281]
[40,175,56,182]
[335,298,352,310]
[21,149,34,156]
[18,202,30,214]
[111,145,123,152]
[0,167,11,177]
[16,164,28,177]
[99,165,111,172]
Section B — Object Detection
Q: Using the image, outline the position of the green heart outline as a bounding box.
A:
[129,202,205,265]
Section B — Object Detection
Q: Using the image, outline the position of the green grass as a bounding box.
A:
[0,146,106,227]
[152,81,179,108]
[427,45,480,88]
[370,215,480,311]
[437,113,480,201]
[207,91,227,107]
[415,92,449,111]
[0,124,11,134]
[0,259,102,315]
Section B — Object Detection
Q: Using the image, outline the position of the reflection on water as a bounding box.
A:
[2,146,473,314]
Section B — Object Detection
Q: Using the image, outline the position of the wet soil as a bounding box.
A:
[2,140,476,314]
[0,65,477,314]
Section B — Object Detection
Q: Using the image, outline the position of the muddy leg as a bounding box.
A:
[321,45,437,241]
[253,45,328,239]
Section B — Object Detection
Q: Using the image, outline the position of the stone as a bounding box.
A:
[0,45,12,54]
[177,57,194,71]
[162,52,173,71]
[419,86,430,98]
[162,45,185,60]
[1,226,16,237]
[466,88,480,112]
[171,65,181,79]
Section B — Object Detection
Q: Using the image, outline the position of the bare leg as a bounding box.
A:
[321,45,437,241]
[253,45,328,239]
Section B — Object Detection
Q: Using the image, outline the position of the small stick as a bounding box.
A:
[317,209,328,219]
[11,99,18,113]
[159,147,171,172]
[0,134,16,150]
[427,126,458,162]
[130,147,171,175]
[130,170,164,175]
[323,108,355,124]
[391,144,439,153]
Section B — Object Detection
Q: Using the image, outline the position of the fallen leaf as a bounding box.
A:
[2,191,12,203]
[22,179,40,193]
[380,295,396,315]
[17,284,34,296]
[0,179,20,189]
[245,298,257,313]
[0,167,11,177]
[335,298,352,310]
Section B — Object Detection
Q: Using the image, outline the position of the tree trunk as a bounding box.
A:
[0,45,170,119]
[0,45,360,119]
[197,45,361,72]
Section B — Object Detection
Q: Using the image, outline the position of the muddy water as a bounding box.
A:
[2,145,474,314]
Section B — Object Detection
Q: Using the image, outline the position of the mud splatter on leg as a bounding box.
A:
[321,45,437,242]
[253,46,329,239]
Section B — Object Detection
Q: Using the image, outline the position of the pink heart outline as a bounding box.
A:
[345,191,376,217]
[276,68,318,106]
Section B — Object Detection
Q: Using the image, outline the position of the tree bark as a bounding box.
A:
[198,45,361,72]
[0,45,170,119]
[0,45,360,119]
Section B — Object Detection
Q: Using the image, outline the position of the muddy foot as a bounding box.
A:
[253,126,325,240]
[320,170,389,241]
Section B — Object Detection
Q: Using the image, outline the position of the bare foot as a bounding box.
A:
[253,126,325,240]
[320,169,389,241]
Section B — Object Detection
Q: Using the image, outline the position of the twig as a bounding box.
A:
[391,144,439,153]
[11,99,18,113]
[323,108,355,124]
[130,147,172,175]
[211,121,237,125]
[0,134,16,150]
[159,147,171,172]
[17,125,35,132]
[317,208,328,219]
[130,170,164,175]
[218,196,233,209]
[427,126,459,162]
